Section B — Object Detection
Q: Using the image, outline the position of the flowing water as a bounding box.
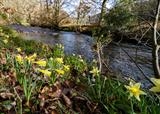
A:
[10,24,154,88]
[103,44,153,88]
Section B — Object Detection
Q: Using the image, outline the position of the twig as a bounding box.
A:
[138,26,151,43]
[97,42,102,72]
[137,15,160,38]
[14,87,22,102]
[101,59,111,72]
[14,87,22,114]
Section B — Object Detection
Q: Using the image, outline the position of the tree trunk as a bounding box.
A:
[77,0,83,25]
[98,0,107,26]
[153,0,160,78]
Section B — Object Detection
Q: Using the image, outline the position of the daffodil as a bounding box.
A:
[125,82,146,101]
[89,67,100,77]
[34,60,46,67]
[38,69,51,77]
[92,59,97,63]
[42,45,47,49]
[49,57,53,61]
[78,55,82,58]
[63,65,70,71]
[150,78,160,93]
[25,53,37,63]
[55,57,63,64]
[79,58,84,62]
[16,47,21,52]
[3,39,8,44]
[57,44,64,49]
[55,69,64,75]
[5,35,9,38]
[15,54,23,64]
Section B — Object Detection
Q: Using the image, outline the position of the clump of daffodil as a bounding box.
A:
[3,39,8,44]
[15,54,23,64]
[55,69,65,75]
[57,44,64,49]
[55,57,63,64]
[63,65,70,71]
[34,59,47,67]
[125,82,146,101]
[38,69,51,77]
[42,44,49,51]
[89,67,100,77]
[16,47,21,52]
[25,53,37,63]
[150,78,160,93]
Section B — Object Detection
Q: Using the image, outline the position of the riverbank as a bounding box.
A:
[0,25,159,113]
[9,24,154,88]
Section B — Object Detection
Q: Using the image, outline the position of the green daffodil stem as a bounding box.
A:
[130,100,134,114]
[26,101,30,107]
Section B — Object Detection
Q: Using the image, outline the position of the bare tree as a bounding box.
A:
[76,0,91,25]
[50,0,75,27]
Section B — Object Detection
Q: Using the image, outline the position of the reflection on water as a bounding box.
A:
[19,31,94,61]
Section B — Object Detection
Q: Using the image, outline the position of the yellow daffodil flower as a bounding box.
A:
[5,35,9,38]
[38,69,51,77]
[55,57,63,64]
[49,57,53,61]
[125,82,146,101]
[25,53,37,63]
[34,60,46,67]
[30,53,37,59]
[150,78,160,93]
[63,65,70,71]
[55,69,64,75]
[89,67,100,77]
[92,59,98,64]
[3,39,8,44]
[79,59,84,62]
[16,47,21,52]
[15,54,23,64]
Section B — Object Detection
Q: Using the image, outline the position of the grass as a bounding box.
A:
[0,25,160,114]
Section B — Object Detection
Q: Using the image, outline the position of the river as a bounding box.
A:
[10,24,154,88]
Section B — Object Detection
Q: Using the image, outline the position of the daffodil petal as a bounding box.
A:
[135,94,140,101]
[124,85,130,90]
[150,87,160,93]
[150,78,160,86]
[34,60,46,67]
[134,83,141,89]
[38,69,51,77]
[129,81,134,86]
[139,90,147,95]
[129,93,133,98]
